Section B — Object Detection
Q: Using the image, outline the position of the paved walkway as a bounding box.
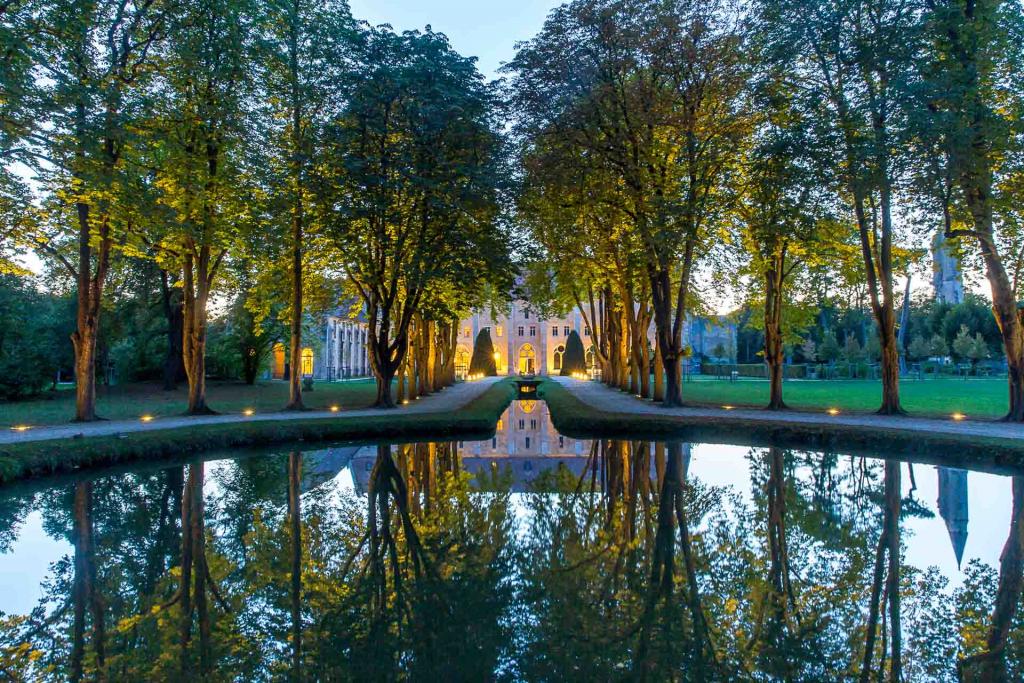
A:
[551,376,1024,442]
[0,378,503,446]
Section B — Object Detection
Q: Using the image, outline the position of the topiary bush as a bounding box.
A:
[560,330,587,376]
[469,329,497,376]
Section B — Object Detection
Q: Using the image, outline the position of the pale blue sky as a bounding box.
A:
[348,0,562,79]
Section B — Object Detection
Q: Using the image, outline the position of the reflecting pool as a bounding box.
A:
[0,400,1020,680]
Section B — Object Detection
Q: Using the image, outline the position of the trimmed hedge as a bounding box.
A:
[0,379,517,484]
[469,329,498,376]
[536,379,1024,472]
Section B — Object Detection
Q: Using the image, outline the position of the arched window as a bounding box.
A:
[553,345,565,371]
[301,348,314,376]
[455,346,470,379]
[272,343,286,379]
[518,343,536,375]
[586,345,597,369]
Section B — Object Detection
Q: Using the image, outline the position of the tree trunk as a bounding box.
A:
[70,482,104,682]
[285,1,305,411]
[764,263,787,410]
[653,342,664,402]
[182,248,216,415]
[960,476,1024,682]
[71,206,111,423]
[860,460,901,682]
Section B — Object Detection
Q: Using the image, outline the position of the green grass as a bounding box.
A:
[677,376,1009,419]
[537,379,1024,471]
[0,379,518,484]
[0,379,381,428]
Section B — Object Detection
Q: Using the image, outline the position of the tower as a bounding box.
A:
[931,230,965,305]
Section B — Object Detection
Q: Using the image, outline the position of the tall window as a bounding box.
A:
[524,310,529,319]
[529,326,536,336]
[517,326,524,336]
[552,327,559,337]
[564,325,570,336]
[464,326,471,337]
[301,348,314,376]
[553,344,565,371]
[584,326,591,336]
[496,325,503,337]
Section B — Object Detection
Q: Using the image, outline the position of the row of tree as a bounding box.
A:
[0,0,512,417]
[510,0,1024,418]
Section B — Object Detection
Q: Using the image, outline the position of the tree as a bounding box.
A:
[147,0,256,414]
[320,27,505,407]
[508,0,750,407]
[762,0,922,414]
[0,275,61,398]
[917,0,1024,419]
[560,330,586,376]
[907,334,930,361]
[929,332,949,358]
[259,0,356,410]
[26,0,166,421]
[468,329,497,377]
[801,337,818,363]
[819,331,841,364]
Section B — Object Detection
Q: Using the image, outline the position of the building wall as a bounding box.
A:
[457,301,743,376]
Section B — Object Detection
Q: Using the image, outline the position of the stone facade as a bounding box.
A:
[931,230,965,305]
[457,300,735,377]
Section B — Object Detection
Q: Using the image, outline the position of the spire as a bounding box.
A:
[937,467,969,569]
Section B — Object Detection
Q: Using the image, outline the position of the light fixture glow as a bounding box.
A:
[140,415,154,422]
[722,405,734,411]
[243,408,255,416]
[827,408,840,416]
[952,412,966,421]
[10,425,30,432]
[330,405,340,413]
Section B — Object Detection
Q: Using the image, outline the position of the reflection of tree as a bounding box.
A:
[69,482,104,682]
[960,475,1024,682]
[860,461,902,682]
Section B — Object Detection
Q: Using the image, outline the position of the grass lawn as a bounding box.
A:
[0,379,381,428]
[677,376,1009,419]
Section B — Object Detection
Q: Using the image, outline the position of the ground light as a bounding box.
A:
[243,408,255,416]
[330,405,340,413]
[140,415,155,422]
[10,425,31,432]
[952,412,966,421]
[722,405,734,411]
[827,408,840,416]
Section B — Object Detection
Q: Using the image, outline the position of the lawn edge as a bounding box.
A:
[0,379,517,485]
[538,379,1024,474]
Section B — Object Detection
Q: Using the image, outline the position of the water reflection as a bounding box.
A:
[0,409,1022,680]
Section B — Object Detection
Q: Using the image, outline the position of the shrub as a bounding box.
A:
[560,330,587,376]
[469,329,497,376]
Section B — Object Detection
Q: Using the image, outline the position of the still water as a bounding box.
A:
[0,399,1019,680]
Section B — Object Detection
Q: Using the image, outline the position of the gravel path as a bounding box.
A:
[551,376,1024,442]
[0,378,503,446]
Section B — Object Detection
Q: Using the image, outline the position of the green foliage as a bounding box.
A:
[907,335,929,361]
[819,332,841,363]
[0,276,61,399]
[469,329,497,376]
[929,333,950,359]
[953,325,990,365]
[560,330,586,376]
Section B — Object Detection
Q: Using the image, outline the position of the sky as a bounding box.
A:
[347,0,561,80]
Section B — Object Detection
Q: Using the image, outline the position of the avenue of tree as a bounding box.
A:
[1,0,1023,419]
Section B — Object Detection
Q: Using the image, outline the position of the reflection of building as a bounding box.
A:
[273,310,371,381]
[300,446,365,493]
[937,467,969,568]
[459,400,590,459]
[457,299,735,377]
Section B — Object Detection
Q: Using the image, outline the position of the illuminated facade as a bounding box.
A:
[457,300,734,377]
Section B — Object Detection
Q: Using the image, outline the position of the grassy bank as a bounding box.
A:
[0,379,517,484]
[676,376,1008,419]
[538,379,1024,473]
[0,379,383,428]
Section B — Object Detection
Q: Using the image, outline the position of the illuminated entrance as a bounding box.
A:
[518,343,536,375]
